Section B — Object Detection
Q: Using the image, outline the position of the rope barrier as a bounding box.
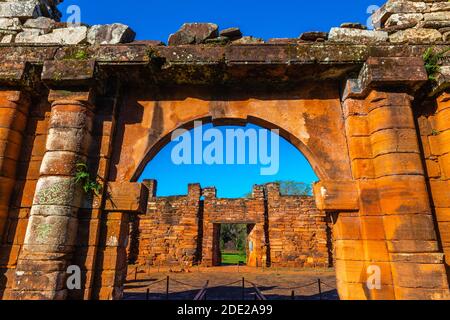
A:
[170,278,205,289]
[145,278,167,288]
[209,280,242,288]
[245,279,319,291]
[319,280,336,289]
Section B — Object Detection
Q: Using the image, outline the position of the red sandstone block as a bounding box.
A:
[435,208,450,223]
[26,117,49,135]
[335,259,393,285]
[429,130,450,156]
[437,222,450,244]
[0,107,27,132]
[373,153,423,177]
[0,157,18,179]
[438,153,450,180]
[386,239,439,253]
[383,214,437,241]
[16,158,42,180]
[360,216,385,240]
[49,105,94,131]
[348,136,372,160]
[421,136,431,159]
[370,128,419,157]
[377,175,430,215]
[429,180,450,208]
[390,262,449,289]
[12,179,37,208]
[0,176,14,206]
[0,140,22,161]
[0,128,22,146]
[345,115,369,137]
[357,181,382,216]
[335,239,389,261]
[28,134,48,157]
[368,91,413,109]
[40,151,86,176]
[342,99,367,118]
[432,108,450,132]
[368,106,415,134]
[5,217,28,245]
[426,159,441,179]
[436,93,450,113]
[394,287,450,300]
[333,214,361,240]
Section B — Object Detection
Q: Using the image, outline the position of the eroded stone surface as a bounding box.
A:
[329,27,388,43]
[168,23,218,45]
[87,23,136,45]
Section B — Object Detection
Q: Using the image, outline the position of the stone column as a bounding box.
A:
[0,90,30,240]
[201,187,216,267]
[426,90,450,280]
[0,89,31,299]
[342,57,450,300]
[12,88,95,300]
[92,211,129,300]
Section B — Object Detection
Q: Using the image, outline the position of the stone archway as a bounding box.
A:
[1,43,449,300]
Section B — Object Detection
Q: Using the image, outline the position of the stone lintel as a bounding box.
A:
[47,87,96,107]
[0,60,30,87]
[313,180,359,211]
[42,59,97,88]
[343,56,428,100]
[104,182,149,213]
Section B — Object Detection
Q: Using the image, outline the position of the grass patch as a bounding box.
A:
[221,252,246,265]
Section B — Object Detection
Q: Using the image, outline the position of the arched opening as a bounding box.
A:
[123,119,337,300]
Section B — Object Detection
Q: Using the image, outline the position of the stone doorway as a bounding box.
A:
[212,223,257,267]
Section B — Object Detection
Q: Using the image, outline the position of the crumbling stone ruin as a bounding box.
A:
[0,0,135,44]
[0,0,449,300]
[132,181,331,269]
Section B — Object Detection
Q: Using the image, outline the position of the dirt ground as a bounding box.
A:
[123,266,338,300]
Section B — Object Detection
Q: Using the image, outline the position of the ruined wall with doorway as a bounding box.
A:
[132,181,331,269]
[134,181,201,268]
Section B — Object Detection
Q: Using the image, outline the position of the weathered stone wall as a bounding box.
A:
[136,182,201,268]
[134,182,331,269]
[373,0,450,43]
[0,0,448,301]
[265,183,331,268]
[417,90,450,283]
[200,185,267,267]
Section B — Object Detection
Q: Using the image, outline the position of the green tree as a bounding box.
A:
[243,181,313,198]
[277,180,312,196]
[220,224,247,252]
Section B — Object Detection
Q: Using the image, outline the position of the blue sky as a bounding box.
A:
[59,1,385,197]
[138,124,318,198]
[60,0,385,42]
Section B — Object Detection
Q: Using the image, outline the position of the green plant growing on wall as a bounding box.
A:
[65,48,89,60]
[75,163,102,196]
[423,47,450,82]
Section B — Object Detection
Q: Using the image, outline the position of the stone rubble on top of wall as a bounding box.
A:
[0,0,136,44]
[372,0,450,43]
[0,0,449,46]
[168,1,449,45]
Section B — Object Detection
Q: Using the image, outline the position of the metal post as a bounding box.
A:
[166,276,170,300]
[242,277,245,300]
[146,288,149,301]
[318,279,322,300]
[291,290,295,300]
[135,266,138,281]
